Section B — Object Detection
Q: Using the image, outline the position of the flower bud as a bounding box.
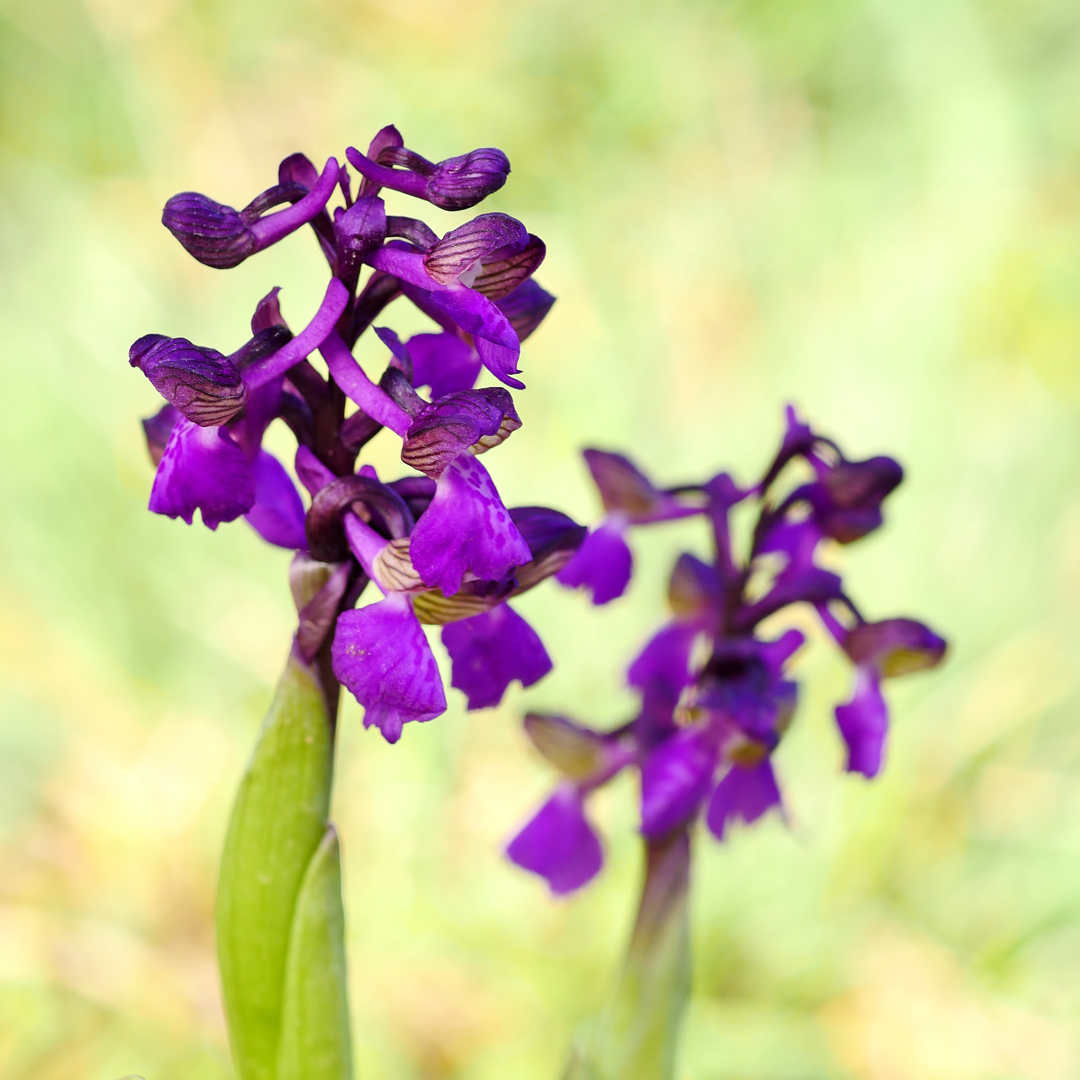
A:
[161,192,257,269]
[843,618,947,677]
[129,334,247,426]
[426,148,510,210]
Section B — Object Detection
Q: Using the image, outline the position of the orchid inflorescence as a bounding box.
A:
[512,410,947,895]
[131,125,579,744]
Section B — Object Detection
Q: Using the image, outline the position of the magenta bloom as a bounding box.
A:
[131,125,567,746]
[508,408,947,895]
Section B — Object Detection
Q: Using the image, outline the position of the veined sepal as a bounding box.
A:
[216,650,335,1080]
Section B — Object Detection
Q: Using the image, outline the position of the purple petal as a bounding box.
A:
[506,786,603,895]
[390,271,523,388]
[408,332,481,396]
[331,592,447,743]
[409,455,531,596]
[705,760,782,841]
[556,517,632,605]
[835,669,889,778]
[627,622,698,705]
[148,417,255,529]
[640,725,720,837]
[243,450,307,549]
[442,603,552,710]
[496,279,556,342]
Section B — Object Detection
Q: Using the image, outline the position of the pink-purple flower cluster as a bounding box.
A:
[131,126,577,741]
[510,408,947,894]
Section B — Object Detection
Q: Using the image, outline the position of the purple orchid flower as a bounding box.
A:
[509,408,947,895]
[131,127,569,745]
[557,450,707,605]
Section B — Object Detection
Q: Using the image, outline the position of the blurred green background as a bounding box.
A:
[1,0,1078,1076]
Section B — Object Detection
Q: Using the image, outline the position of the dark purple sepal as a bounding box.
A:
[842,618,947,677]
[472,236,546,300]
[509,507,587,593]
[583,449,662,518]
[161,192,256,269]
[426,147,511,210]
[506,786,603,895]
[129,334,247,427]
[386,215,439,250]
[442,603,552,710]
[347,144,510,211]
[424,213,529,284]
[401,388,520,478]
[705,760,782,841]
[243,450,307,549]
[148,417,255,529]
[142,404,179,467]
[556,517,632,605]
[496,280,556,342]
[251,286,288,333]
[408,332,482,397]
[408,455,531,596]
[331,591,446,743]
[334,196,387,279]
[640,725,720,837]
[356,125,403,198]
[798,456,904,544]
[279,152,320,189]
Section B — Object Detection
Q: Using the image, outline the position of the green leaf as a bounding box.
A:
[278,826,353,1080]
[216,653,334,1080]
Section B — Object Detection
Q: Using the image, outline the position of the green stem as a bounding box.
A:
[566,827,692,1080]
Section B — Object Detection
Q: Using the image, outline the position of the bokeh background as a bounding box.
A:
[1,0,1078,1076]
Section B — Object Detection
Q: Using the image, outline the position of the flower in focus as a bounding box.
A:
[131,126,568,742]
